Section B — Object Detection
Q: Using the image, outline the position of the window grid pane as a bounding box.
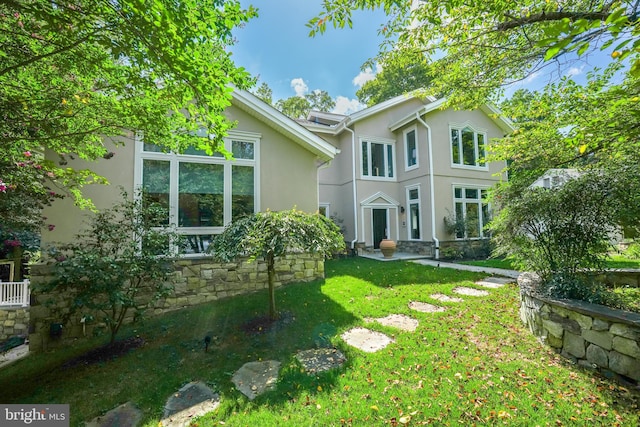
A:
[142,159,170,224]
[178,163,224,227]
[406,130,416,167]
[232,165,254,220]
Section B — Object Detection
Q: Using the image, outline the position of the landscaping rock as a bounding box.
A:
[408,301,446,313]
[86,402,142,427]
[161,381,220,427]
[365,314,419,332]
[453,287,489,297]
[232,360,281,400]
[475,277,512,288]
[430,293,463,303]
[295,348,346,374]
[341,327,394,353]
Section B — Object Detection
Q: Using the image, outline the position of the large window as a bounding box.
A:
[450,125,486,168]
[404,127,418,170]
[453,186,490,239]
[137,132,259,254]
[361,137,395,180]
[407,186,421,240]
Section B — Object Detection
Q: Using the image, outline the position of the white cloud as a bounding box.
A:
[332,96,366,115]
[352,64,383,88]
[565,65,585,77]
[290,78,308,97]
[525,71,542,84]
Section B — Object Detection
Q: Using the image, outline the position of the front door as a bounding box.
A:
[373,208,387,249]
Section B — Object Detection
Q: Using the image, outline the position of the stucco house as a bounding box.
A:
[41,89,339,253]
[298,94,514,258]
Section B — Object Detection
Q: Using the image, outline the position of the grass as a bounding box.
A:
[460,254,640,270]
[1,258,639,426]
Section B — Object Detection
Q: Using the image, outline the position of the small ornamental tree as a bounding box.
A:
[208,209,345,320]
[490,171,631,283]
[44,192,180,344]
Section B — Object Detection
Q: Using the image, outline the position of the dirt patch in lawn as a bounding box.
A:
[62,336,145,368]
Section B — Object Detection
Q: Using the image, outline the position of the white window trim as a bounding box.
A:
[318,203,330,217]
[406,184,422,241]
[451,183,490,240]
[449,121,489,171]
[403,125,419,171]
[359,135,396,181]
[134,130,261,256]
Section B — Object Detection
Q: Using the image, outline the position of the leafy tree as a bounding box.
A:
[208,209,345,320]
[275,96,312,119]
[305,89,336,112]
[357,50,432,106]
[309,0,639,106]
[44,192,181,344]
[253,82,273,105]
[1,0,257,230]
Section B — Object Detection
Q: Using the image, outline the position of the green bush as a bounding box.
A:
[43,191,181,344]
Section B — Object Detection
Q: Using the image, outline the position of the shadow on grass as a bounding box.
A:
[0,277,359,425]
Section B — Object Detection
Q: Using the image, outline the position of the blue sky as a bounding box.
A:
[232,1,617,115]
[232,0,388,114]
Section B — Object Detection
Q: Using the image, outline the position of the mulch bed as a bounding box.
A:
[62,336,145,368]
[240,311,295,335]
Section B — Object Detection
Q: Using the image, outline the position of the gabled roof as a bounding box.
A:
[388,98,515,134]
[348,92,437,125]
[231,89,339,161]
[360,191,400,206]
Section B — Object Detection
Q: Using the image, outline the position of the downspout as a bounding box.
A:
[415,112,440,259]
[343,125,359,251]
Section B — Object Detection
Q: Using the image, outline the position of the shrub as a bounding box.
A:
[491,171,622,282]
[43,191,180,344]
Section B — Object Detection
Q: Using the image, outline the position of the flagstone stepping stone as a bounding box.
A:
[475,277,513,288]
[295,348,347,374]
[365,314,419,332]
[161,381,220,427]
[86,402,142,427]
[341,327,394,353]
[430,293,464,303]
[232,360,281,400]
[408,301,447,313]
[453,287,490,297]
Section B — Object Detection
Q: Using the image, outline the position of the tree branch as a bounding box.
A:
[497,11,611,31]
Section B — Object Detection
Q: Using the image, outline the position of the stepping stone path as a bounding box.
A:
[365,314,419,332]
[86,402,143,427]
[232,360,281,400]
[475,277,513,288]
[161,381,220,427]
[295,348,347,374]
[453,286,490,297]
[430,293,464,303]
[408,301,447,313]
[87,275,513,425]
[341,327,394,353]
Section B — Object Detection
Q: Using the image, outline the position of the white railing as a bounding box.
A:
[0,280,30,307]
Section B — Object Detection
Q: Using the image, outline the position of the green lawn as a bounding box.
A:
[1,258,638,426]
[460,255,640,270]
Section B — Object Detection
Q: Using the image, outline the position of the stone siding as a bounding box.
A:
[519,273,640,383]
[28,253,324,352]
[0,307,29,341]
[396,241,435,257]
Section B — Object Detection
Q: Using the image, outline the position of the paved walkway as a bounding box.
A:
[359,251,521,279]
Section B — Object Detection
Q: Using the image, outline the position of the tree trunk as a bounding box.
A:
[267,250,277,320]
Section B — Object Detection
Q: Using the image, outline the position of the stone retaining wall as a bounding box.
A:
[518,273,640,383]
[0,307,29,341]
[28,253,324,352]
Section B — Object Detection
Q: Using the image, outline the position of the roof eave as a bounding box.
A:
[231,89,339,161]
